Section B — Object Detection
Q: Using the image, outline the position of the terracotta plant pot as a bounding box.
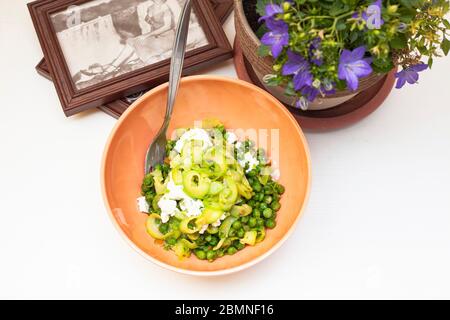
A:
[234,0,387,111]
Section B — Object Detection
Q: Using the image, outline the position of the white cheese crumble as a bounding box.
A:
[225,131,238,144]
[238,152,260,173]
[211,213,227,227]
[199,224,208,234]
[174,128,213,153]
[137,196,150,213]
[158,198,179,223]
[199,213,227,234]
[158,173,204,223]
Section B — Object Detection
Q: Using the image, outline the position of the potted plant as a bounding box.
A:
[235,0,450,111]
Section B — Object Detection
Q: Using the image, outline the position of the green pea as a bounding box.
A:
[161,163,170,173]
[257,193,264,201]
[206,250,216,261]
[165,237,177,246]
[237,228,245,238]
[196,236,205,245]
[271,201,281,211]
[235,242,245,250]
[263,185,273,194]
[195,250,206,260]
[264,195,273,204]
[227,247,238,255]
[145,194,154,203]
[248,199,256,207]
[209,236,219,246]
[276,184,285,194]
[143,175,154,186]
[265,219,277,229]
[252,209,261,218]
[232,221,242,230]
[263,208,273,219]
[259,203,268,210]
[272,194,280,202]
[217,249,225,258]
[257,218,265,227]
[252,182,262,192]
[248,217,257,227]
[158,223,170,234]
[205,235,212,243]
[141,185,152,194]
[247,170,257,177]
[241,216,249,224]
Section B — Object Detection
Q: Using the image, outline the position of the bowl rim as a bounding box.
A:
[101,75,312,276]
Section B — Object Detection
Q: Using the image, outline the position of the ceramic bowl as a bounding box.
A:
[101,76,311,276]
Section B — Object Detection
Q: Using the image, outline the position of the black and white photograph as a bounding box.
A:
[51,0,209,90]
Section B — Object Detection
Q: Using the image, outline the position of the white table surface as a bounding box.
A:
[1,1,450,300]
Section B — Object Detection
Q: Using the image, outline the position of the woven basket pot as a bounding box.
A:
[234,0,387,111]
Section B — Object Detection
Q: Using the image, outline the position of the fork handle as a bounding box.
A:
[163,0,192,129]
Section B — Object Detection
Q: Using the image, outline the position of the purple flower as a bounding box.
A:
[295,82,336,110]
[338,46,373,91]
[259,4,283,22]
[397,22,408,32]
[353,0,384,29]
[295,97,309,111]
[309,38,323,66]
[261,19,289,58]
[301,86,320,102]
[301,83,336,102]
[282,50,312,90]
[395,63,428,89]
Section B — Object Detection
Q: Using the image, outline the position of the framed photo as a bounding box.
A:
[28,0,232,116]
[34,0,233,119]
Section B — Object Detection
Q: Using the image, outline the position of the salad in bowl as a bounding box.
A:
[137,120,285,262]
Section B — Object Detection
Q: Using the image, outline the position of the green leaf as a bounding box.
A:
[428,57,434,69]
[336,20,347,31]
[390,34,408,49]
[443,19,450,29]
[284,81,296,96]
[399,0,422,9]
[335,79,347,91]
[256,0,269,17]
[442,38,450,56]
[258,45,271,57]
[255,25,268,39]
[372,57,394,73]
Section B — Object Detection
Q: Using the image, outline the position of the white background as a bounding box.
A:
[1,1,450,299]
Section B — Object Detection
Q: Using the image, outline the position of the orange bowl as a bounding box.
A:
[101,76,311,276]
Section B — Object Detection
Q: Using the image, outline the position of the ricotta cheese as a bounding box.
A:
[158,173,204,223]
[238,152,259,173]
[137,196,150,213]
[174,128,213,153]
[225,131,238,145]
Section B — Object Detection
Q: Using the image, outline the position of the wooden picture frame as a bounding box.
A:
[34,0,234,119]
[28,0,233,116]
[210,0,234,24]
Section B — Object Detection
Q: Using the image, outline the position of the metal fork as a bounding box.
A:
[144,0,192,174]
